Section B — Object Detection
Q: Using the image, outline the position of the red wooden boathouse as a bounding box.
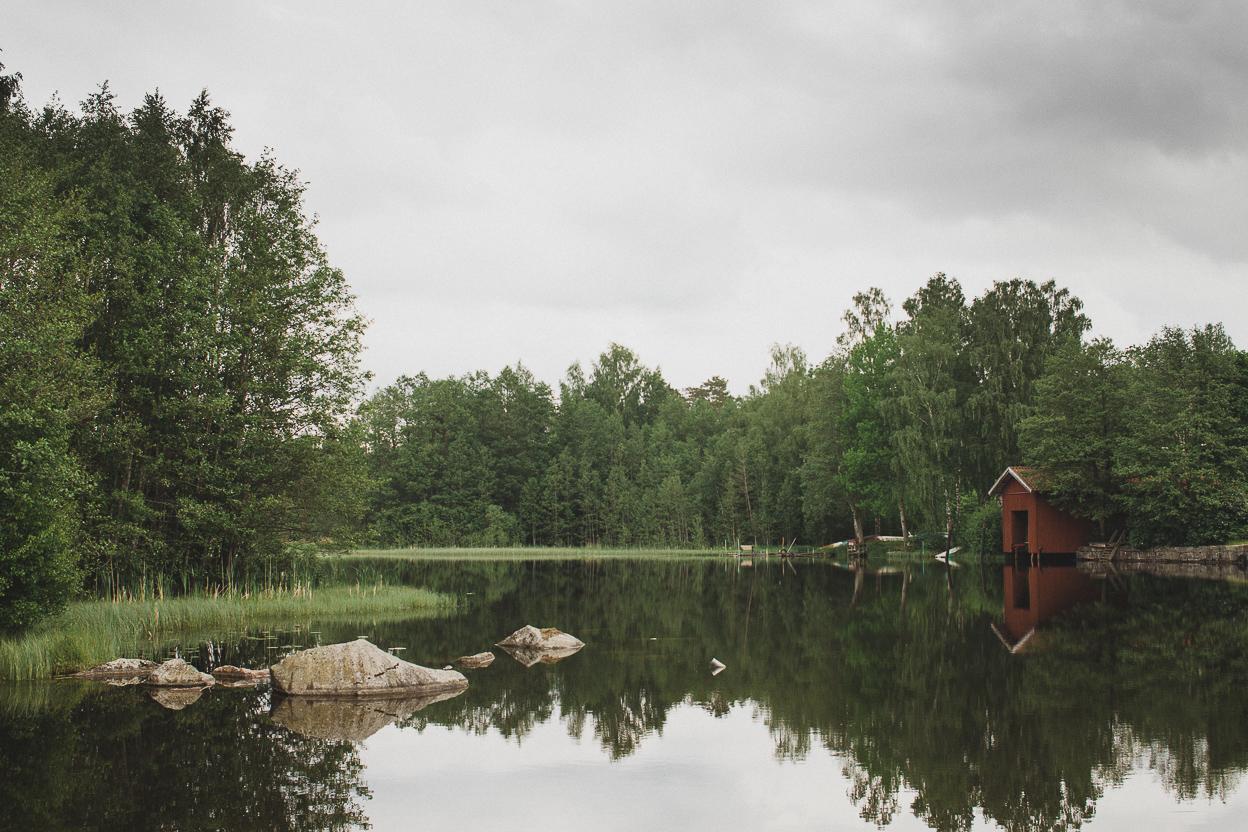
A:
[989,466,1093,556]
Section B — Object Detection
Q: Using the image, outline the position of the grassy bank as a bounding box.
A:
[0,584,456,681]
[342,546,726,561]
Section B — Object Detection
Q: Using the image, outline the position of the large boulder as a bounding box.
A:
[73,658,157,681]
[147,658,215,687]
[270,687,467,741]
[455,652,495,669]
[497,625,584,651]
[270,639,468,697]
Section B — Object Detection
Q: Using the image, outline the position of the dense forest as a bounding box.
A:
[3,65,1247,630]
[0,67,367,628]
[357,284,1248,554]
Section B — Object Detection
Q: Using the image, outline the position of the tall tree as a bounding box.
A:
[965,279,1090,486]
[0,121,95,627]
[1116,325,1248,546]
[1019,338,1127,535]
[888,274,972,543]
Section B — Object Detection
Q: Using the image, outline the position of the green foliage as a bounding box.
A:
[960,491,1002,555]
[965,279,1090,487]
[0,117,94,630]
[1020,338,1127,530]
[358,274,1248,552]
[0,69,367,628]
[1116,325,1248,545]
[1022,326,1248,545]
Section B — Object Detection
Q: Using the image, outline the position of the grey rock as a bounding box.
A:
[455,652,496,669]
[148,658,215,687]
[73,658,157,681]
[269,639,468,697]
[497,625,585,651]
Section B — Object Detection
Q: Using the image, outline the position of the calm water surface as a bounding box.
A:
[4,557,1248,831]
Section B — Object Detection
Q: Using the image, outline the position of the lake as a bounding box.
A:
[3,556,1248,831]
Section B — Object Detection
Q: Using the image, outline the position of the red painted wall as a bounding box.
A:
[998,475,1092,554]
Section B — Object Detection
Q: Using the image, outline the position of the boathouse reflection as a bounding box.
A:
[995,562,1102,651]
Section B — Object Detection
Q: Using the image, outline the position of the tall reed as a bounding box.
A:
[0,584,456,681]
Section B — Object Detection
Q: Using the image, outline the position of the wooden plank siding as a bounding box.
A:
[992,467,1093,556]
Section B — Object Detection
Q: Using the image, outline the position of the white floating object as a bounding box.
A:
[710,658,726,675]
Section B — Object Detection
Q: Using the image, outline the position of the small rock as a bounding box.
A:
[148,658,215,688]
[456,652,496,669]
[73,658,157,680]
[497,625,585,651]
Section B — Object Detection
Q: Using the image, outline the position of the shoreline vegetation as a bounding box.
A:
[343,547,734,561]
[0,584,456,681]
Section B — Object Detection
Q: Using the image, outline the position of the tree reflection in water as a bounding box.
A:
[0,682,370,832]
[4,558,1248,831]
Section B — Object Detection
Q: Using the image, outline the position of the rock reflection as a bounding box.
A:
[271,687,468,741]
[148,685,209,710]
[498,643,583,668]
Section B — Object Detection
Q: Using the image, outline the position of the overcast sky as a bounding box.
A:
[7,1,1247,392]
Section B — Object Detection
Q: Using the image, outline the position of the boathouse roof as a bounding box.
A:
[989,466,1051,496]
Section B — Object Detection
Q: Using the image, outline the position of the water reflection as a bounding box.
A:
[3,558,1248,831]
[271,688,467,741]
[996,560,1104,650]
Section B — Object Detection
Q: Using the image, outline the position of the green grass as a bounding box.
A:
[0,583,457,681]
[341,546,728,561]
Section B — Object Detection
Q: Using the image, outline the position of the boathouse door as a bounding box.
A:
[1011,510,1029,555]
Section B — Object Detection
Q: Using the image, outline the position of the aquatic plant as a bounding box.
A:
[0,584,456,680]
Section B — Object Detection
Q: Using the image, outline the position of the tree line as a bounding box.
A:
[3,63,1246,630]
[357,276,1248,553]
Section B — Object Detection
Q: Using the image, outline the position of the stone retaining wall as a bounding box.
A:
[1077,543,1248,565]
[1078,559,1248,581]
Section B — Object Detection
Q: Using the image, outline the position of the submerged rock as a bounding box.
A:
[456,652,496,669]
[73,658,157,681]
[211,665,271,686]
[270,687,467,741]
[149,685,209,710]
[497,625,585,652]
[148,659,215,687]
[269,639,468,697]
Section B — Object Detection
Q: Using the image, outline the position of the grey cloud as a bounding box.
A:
[5,0,1246,391]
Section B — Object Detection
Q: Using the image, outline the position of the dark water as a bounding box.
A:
[4,556,1248,831]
